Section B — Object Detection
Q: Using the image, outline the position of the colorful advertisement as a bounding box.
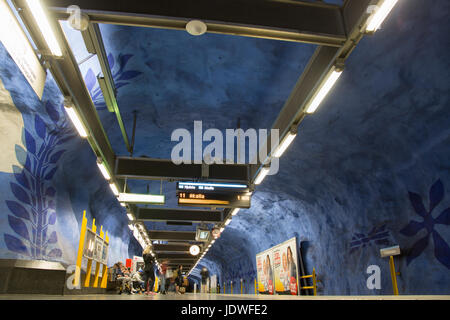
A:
[256,248,274,295]
[256,237,299,295]
[273,238,299,295]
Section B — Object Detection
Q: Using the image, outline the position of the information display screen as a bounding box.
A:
[176,182,251,208]
[177,191,251,208]
[83,229,96,260]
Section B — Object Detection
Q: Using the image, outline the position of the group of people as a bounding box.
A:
[113,245,186,295]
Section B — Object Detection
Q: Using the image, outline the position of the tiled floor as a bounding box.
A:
[0,293,448,300]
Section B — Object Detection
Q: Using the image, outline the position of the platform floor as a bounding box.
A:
[0,293,449,300]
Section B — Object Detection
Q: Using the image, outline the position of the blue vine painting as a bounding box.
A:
[349,224,391,254]
[4,101,76,260]
[400,179,450,269]
[84,53,142,110]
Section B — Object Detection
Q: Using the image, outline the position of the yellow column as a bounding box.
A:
[74,211,88,288]
[84,218,96,287]
[254,279,257,295]
[389,256,399,295]
[312,268,317,296]
[93,226,104,287]
[100,232,109,288]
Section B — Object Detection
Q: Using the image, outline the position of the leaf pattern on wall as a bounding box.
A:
[4,100,77,260]
[349,224,392,254]
[84,53,142,110]
[400,179,450,269]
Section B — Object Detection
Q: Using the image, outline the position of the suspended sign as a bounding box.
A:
[0,0,46,99]
[176,182,251,208]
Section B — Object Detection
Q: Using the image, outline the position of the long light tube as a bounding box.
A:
[96,158,111,180]
[254,166,270,185]
[118,193,165,204]
[109,182,119,196]
[306,67,343,114]
[64,105,88,138]
[127,213,134,221]
[273,129,297,157]
[366,0,399,32]
[25,0,62,56]
[225,218,232,226]
[231,208,240,216]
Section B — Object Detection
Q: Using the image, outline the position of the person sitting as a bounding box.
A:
[131,269,145,293]
[116,262,135,294]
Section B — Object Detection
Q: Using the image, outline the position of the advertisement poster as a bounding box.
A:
[273,237,299,295]
[256,248,274,295]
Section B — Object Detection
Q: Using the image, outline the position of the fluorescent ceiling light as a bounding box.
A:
[231,208,240,216]
[225,218,232,226]
[127,213,134,221]
[254,166,270,185]
[96,158,111,180]
[273,130,297,158]
[109,183,119,196]
[26,0,62,56]
[306,67,343,114]
[64,105,88,138]
[128,224,134,231]
[220,227,225,233]
[118,193,165,204]
[366,0,399,32]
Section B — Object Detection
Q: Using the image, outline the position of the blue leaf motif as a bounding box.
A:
[24,155,32,172]
[47,231,58,244]
[435,207,450,225]
[44,167,58,180]
[117,70,142,81]
[107,53,114,70]
[49,150,65,164]
[34,115,47,140]
[8,215,30,241]
[24,130,36,154]
[6,200,30,220]
[4,234,29,256]
[429,179,444,212]
[56,135,75,145]
[118,54,133,73]
[45,101,60,123]
[48,248,62,258]
[47,211,56,225]
[15,145,27,166]
[115,82,129,90]
[406,234,429,265]
[408,191,427,218]
[14,170,30,190]
[10,182,31,205]
[432,231,450,269]
[399,220,424,237]
[85,68,96,92]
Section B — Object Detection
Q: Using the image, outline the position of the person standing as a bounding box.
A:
[200,267,209,293]
[175,265,183,294]
[142,246,156,295]
[159,260,168,294]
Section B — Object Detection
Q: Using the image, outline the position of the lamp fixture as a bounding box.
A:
[231,208,240,216]
[254,165,270,185]
[186,20,207,36]
[118,193,165,204]
[64,102,88,138]
[366,0,399,33]
[305,64,344,114]
[126,213,134,221]
[273,126,298,157]
[109,182,119,196]
[96,158,111,180]
[26,0,62,56]
[189,245,200,256]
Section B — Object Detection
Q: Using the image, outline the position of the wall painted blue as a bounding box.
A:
[0,0,448,295]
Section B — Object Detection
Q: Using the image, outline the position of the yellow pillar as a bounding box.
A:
[389,256,399,295]
[312,268,317,296]
[100,232,109,288]
[223,282,225,294]
[254,278,257,295]
[84,219,96,287]
[74,211,88,288]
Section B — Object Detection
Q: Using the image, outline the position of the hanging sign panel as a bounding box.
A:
[0,0,46,99]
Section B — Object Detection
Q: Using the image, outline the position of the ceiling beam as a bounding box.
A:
[137,208,223,223]
[156,253,197,260]
[153,244,191,253]
[148,230,196,242]
[44,0,346,46]
[115,157,249,183]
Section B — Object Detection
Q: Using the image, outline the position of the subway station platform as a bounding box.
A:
[0,293,449,300]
